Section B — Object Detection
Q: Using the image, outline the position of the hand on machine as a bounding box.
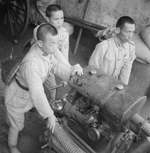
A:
[71,64,83,76]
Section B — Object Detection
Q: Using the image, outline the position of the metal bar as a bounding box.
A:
[48,82,67,90]
[73,0,90,55]
[73,28,83,55]
[130,113,150,136]
[63,120,97,153]
[53,122,86,153]
[64,17,105,32]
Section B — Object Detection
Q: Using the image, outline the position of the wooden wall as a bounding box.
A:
[60,0,150,31]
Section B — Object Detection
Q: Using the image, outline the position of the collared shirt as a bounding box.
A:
[57,27,69,61]
[89,37,136,85]
[14,43,72,118]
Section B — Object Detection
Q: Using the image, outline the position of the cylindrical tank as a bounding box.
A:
[69,67,146,128]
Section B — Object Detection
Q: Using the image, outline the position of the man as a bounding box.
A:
[5,23,83,153]
[89,16,136,85]
[33,4,70,101]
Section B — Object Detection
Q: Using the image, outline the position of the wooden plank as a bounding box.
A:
[65,17,106,32]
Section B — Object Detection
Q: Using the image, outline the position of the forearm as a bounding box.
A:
[30,86,54,119]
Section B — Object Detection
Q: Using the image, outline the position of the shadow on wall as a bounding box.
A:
[145,85,150,98]
[128,61,150,98]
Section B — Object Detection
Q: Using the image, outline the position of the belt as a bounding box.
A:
[15,78,29,91]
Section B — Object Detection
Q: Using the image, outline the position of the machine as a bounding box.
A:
[39,66,150,153]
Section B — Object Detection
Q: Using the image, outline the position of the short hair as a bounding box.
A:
[46,4,62,18]
[36,23,57,41]
[116,16,135,28]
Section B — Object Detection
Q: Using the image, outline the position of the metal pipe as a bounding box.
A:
[52,122,87,153]
[130,113,150,136]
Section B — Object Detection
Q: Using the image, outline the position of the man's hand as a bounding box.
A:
[47,114,56,133]
[71,64,83,76]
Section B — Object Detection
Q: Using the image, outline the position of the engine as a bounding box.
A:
[41,66,150,153]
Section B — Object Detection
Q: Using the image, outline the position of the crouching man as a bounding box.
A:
[5,23,83,153]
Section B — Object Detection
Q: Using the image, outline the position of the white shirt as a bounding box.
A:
[13,43,72,119]
[57,27,69,61]
[89,37,136,85]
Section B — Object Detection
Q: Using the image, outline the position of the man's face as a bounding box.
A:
[42,33,58,55]
[48,10,64,29]
[119,23,135,42]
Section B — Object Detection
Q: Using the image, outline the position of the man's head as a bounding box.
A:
[116,16,135,42]
[46,4,64,29]
[36,23,58,55]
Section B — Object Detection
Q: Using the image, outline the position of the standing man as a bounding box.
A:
[89,16,136,85]
[5,23,83,153]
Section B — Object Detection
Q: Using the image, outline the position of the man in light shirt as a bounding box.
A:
[33,4,70,101]
[5,23,83,153]
[89,16,136,85]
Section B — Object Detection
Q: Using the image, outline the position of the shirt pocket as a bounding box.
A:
[104,50,115,62]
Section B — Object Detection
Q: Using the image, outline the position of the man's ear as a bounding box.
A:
[115,27,120,34]
[37,40,43,48]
